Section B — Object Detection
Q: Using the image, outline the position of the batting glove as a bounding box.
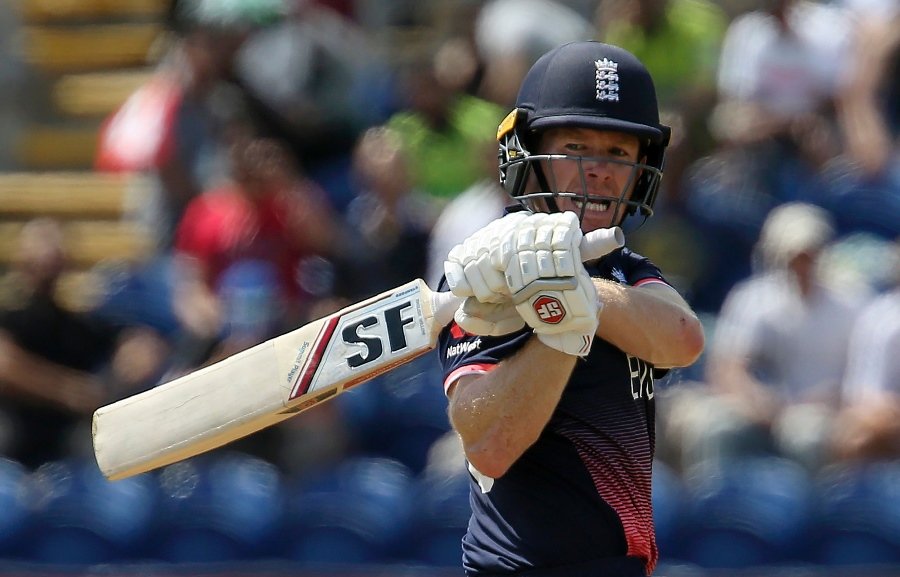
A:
[444,211,530,303]
[528,270,601,357]
[454,297,525,336]
[504,212,601,357]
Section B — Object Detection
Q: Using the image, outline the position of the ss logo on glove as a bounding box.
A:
[533,295,566,324]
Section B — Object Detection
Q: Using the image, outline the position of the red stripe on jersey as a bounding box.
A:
[633,278,669,288]
[449,321,471,339]
[443,363,496,394]
[450,321,466,339]
[571,439,657,574]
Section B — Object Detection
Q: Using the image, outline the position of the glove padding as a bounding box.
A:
[504,212,600,356]
[503,212,583,300]
[515,264,600,356]
[444,211,529,303]
[454,297,525,337]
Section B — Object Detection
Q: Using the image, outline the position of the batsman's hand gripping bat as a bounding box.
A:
[93,227,625,480]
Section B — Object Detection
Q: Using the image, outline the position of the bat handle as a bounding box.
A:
[580,226,625,261]
[431,226,624,327]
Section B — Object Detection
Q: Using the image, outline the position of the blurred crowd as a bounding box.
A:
[0,0,899,567]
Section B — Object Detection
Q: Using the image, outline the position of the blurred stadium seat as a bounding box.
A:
[0,172,144,220]
[283,456,416,564]
[0,458,34,559]
[375,383,451,475]
[679,456,815,569]
[408,468,470,567]
[652,460,690,563]
[24,458,159,564]
[810,462,900,567]
[151,452,286,563]
[341,351,450,474]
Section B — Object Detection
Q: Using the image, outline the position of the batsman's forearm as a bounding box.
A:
[594,280,704,368]
[448,338,576,479]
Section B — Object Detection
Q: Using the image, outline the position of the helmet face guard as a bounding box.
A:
[497,42,670,228]
[499,121,665,221]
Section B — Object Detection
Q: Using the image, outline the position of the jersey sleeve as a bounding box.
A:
[437,321,531,394]
[617,247,672,288]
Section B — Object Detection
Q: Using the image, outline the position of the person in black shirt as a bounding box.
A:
[0,219,167,469]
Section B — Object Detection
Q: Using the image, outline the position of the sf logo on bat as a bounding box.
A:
[288,283,429,401]
[342,300,421,368]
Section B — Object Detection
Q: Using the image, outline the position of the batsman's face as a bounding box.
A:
[533,127,643,232]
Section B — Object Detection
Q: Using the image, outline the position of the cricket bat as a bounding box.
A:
[92,227,625,480]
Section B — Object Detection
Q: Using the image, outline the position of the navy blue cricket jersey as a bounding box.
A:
[438,247,671,577]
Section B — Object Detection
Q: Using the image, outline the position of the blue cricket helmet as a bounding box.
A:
[498,41,671,221]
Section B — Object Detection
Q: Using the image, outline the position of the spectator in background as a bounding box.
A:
[838,2,900,177]
[715,0,852,140]
[411,1,487,99]
[473,0,595,107]
[0,219,168,469]
[233,0,396,211]
[173,136,343,361]
[711,0,852,205]
[387,43,505,203]
[672,203,865,473]
[425,137,509,289]
[170,135,344,469]
[332,125,438,302]
[832,237,900,463]
[677,0,859,312]
[96,0,284,248]
[823,4,900,239]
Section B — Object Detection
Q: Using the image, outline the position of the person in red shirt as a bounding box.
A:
[174,136,343,357]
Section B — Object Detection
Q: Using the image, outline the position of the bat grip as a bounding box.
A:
[580,226,625,261]
[431,226,624,327]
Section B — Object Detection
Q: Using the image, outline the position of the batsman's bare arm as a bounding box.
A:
[448,339,575,479]
[448,282,703,479]
[593,281,704,369]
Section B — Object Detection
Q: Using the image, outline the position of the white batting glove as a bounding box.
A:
[444,212,530,303]
[528,269,601,357]
[504,212,601,356]
[454,297,525,336]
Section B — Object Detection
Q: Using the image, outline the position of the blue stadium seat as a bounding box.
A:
[810,462,900,567]
[0,458,34,559]
[652,460,689,563]
[25,458,160,564]
[679,457,815,569]
[151,452,286,562]
[409,469,470,567]
[282,456,416,564]
[338,351,450,474]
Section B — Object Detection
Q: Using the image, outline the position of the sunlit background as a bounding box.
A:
[0,0,898,575]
